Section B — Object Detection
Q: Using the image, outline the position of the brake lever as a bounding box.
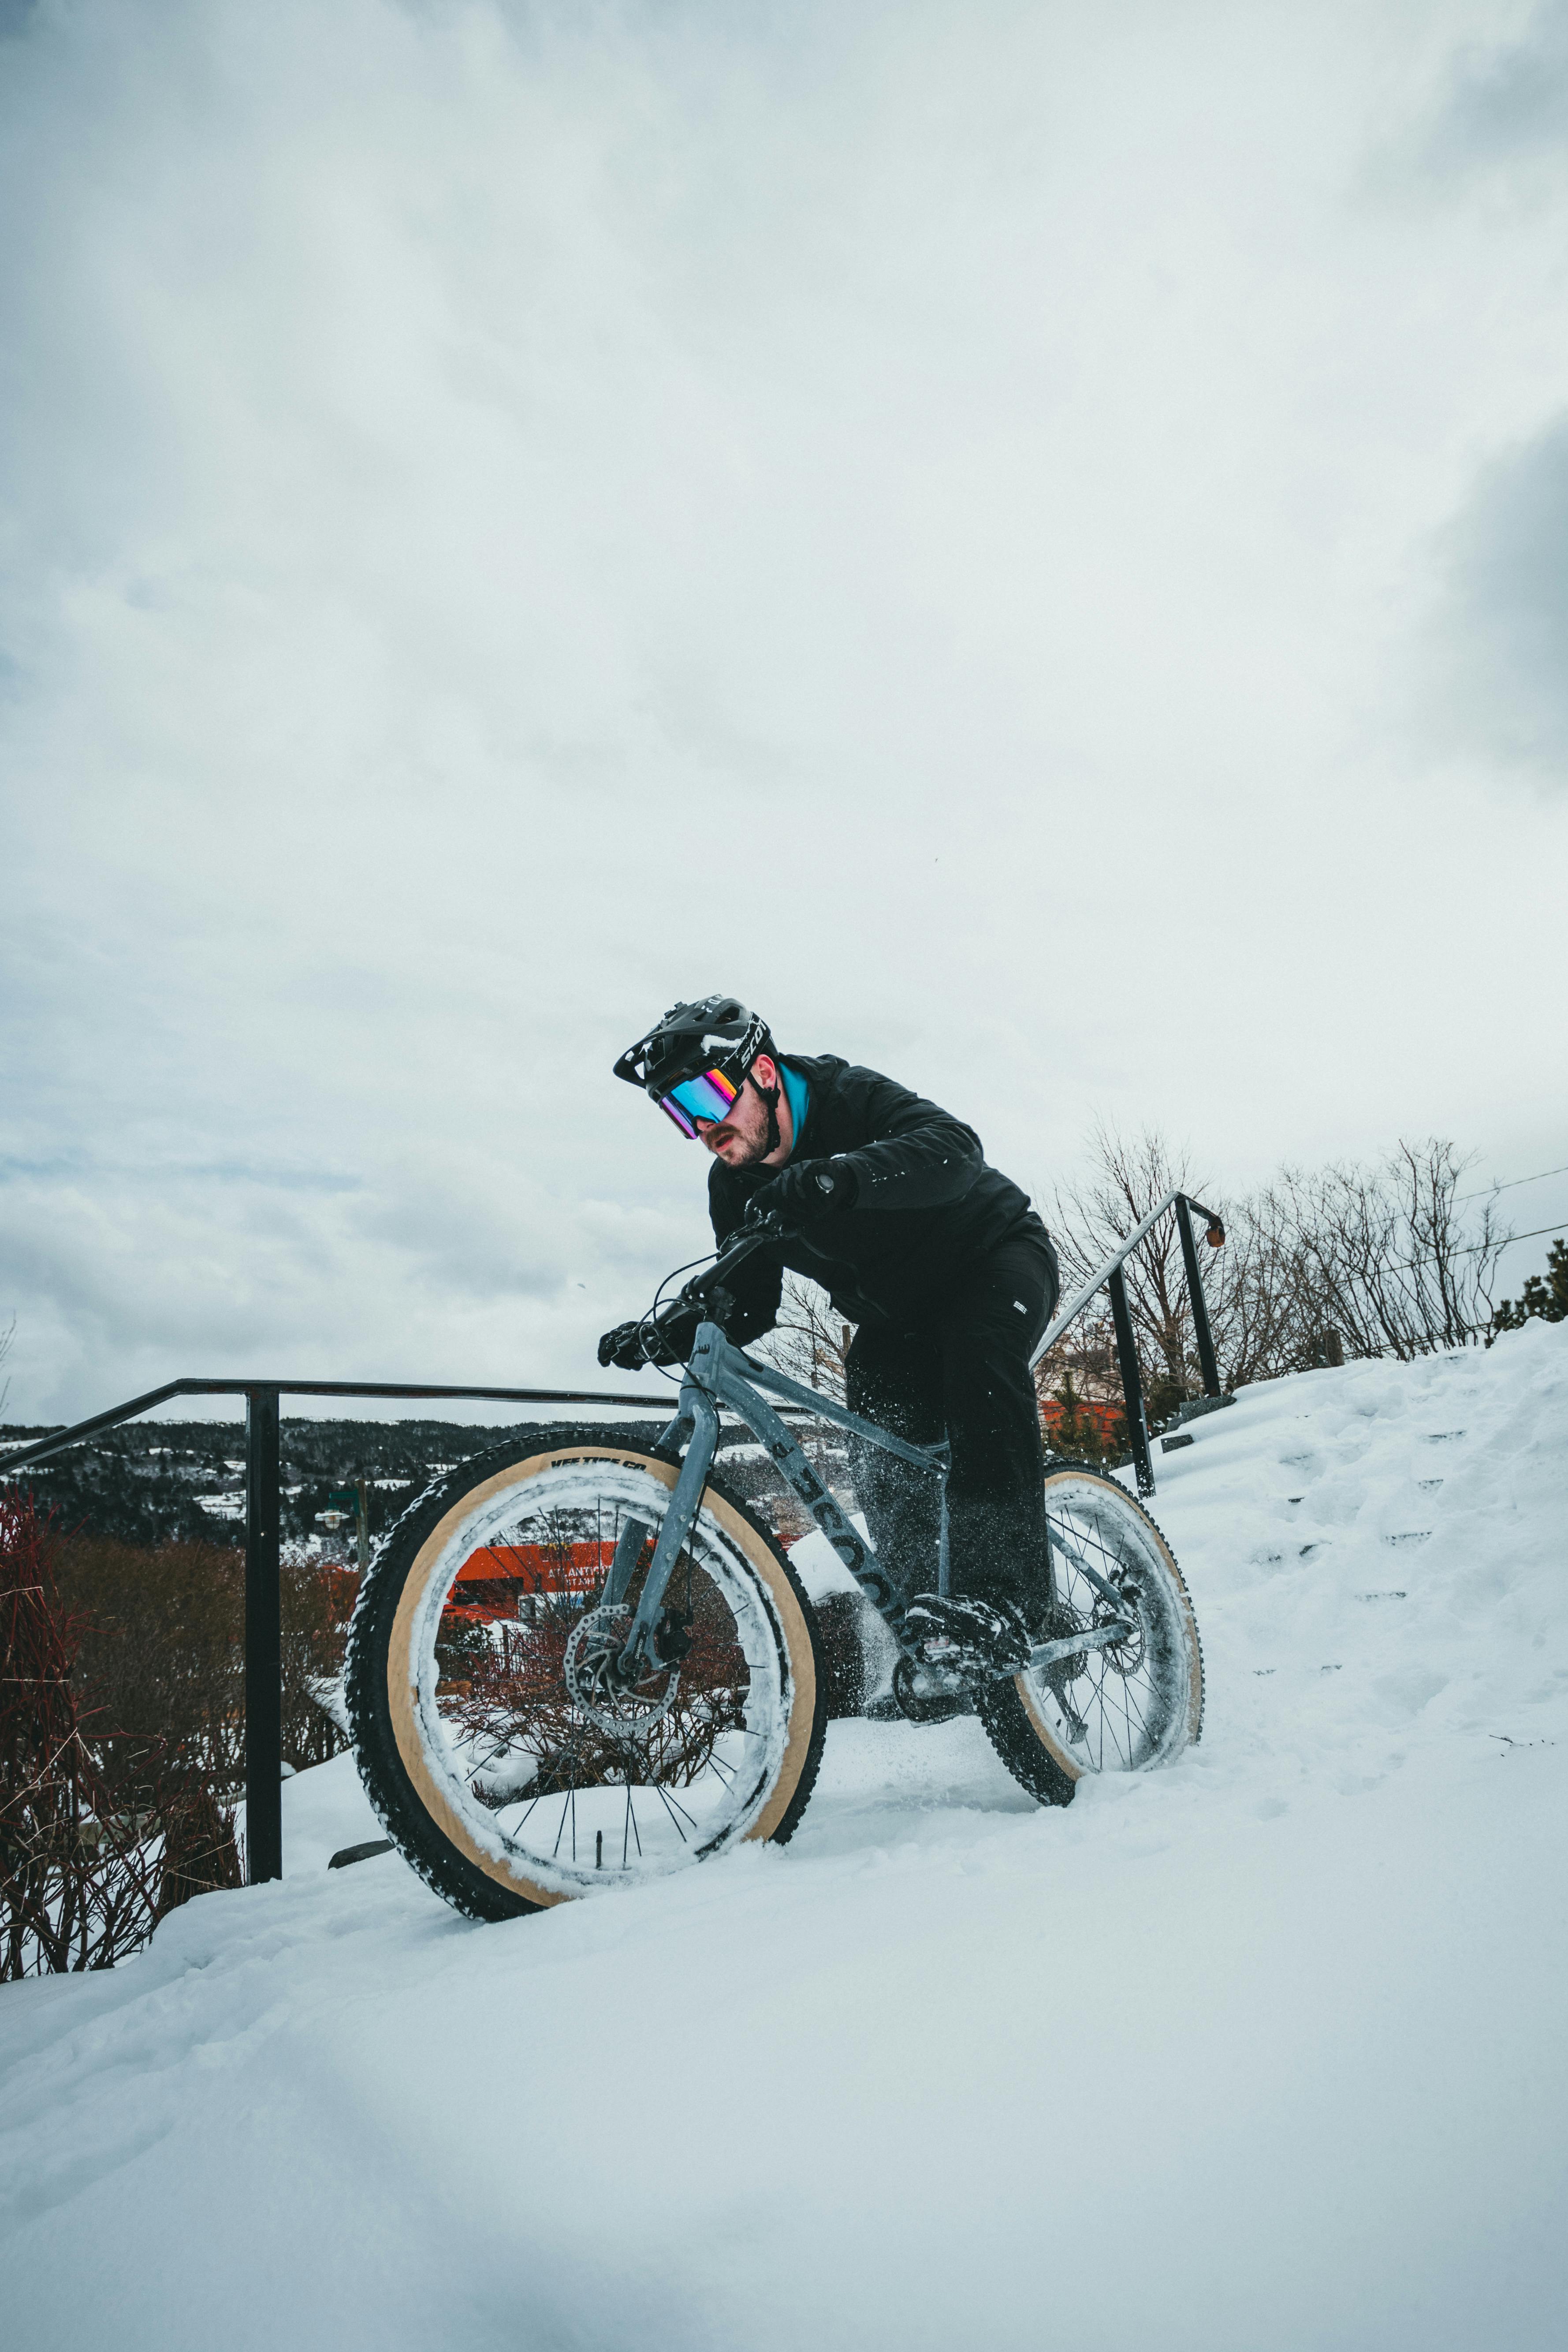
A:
[676,1213,791,1312]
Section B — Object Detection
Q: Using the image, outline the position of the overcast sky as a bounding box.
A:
[3,0,1567,1426]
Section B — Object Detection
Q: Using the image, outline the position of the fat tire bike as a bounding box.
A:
[345,1219,1204,1918]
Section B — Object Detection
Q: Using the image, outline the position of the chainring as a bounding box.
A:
[890,1651,974,1725]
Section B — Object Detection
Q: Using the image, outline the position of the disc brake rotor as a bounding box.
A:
[563,1604,682,1739]
[1094,1577,1146,1678]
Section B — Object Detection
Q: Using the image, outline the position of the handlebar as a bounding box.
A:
[633,1212,791,1350]
[606,1210,792,1372]
[676,1212,790,1308]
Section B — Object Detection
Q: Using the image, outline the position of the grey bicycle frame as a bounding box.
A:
[603,1319,1134,1683]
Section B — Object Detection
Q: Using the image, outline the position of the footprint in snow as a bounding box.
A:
[1373,1665,1448,1716]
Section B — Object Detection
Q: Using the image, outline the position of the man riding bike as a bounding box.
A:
[598,996,1062,1681]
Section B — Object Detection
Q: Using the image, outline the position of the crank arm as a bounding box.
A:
[1024,1621,1135,1673]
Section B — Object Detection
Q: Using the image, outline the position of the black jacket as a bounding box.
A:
[708,1055,1047,1340]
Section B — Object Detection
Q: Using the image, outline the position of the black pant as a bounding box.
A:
[844,1228,1059,1617]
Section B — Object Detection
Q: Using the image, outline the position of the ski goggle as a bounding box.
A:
[656,1065,743,1138]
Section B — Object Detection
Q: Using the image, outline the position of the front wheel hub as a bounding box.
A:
[563,1605,682,1738]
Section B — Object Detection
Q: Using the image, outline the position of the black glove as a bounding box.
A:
[597,1307,700,1372]
[746,1155,858,1233]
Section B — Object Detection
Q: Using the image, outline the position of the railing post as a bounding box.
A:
[1175,1195,1222,1399]
[1107,1266,1155,1498]
[244,1386,283,1884]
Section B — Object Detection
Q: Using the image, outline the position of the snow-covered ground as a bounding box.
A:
[3,1323,1565,2351]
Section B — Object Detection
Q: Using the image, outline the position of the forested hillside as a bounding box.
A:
[0,1415,779,1547]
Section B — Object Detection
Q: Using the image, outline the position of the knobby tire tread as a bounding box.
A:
[345,1428,827,1922]
[978,1455,1204,1809]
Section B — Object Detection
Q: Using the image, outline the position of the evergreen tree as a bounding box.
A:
[1490,1240,1568,1340]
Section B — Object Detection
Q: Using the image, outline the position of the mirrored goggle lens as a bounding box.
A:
[658,1067,740,1137]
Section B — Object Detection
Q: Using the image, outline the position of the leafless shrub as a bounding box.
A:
[156,1785,244,1916]
[54,1535,353,1812]
[442,1571,747,1793]
[0,1519,355,1975]
[1,1493,161,1977]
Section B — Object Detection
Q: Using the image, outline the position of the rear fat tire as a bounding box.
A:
[978,1458,1204,1809]
[345,1431,828,1920]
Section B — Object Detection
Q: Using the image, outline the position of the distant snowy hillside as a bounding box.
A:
[2,1325,1564,2352]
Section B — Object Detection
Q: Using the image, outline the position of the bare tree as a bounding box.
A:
[748,1274,857,1497]
[1045,1126,1508,1410]
[751,1272,853,1406]
[1047,1123,1214,1415]
[1264,1140,1507,1362]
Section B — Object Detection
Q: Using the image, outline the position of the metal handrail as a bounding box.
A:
[0,1373,696,1889]
[0,1376,678,1473]
[1030,1189,1227,1500]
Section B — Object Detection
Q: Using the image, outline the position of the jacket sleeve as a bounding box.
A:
[835,1068,985,1211]
[708,1170,784,1343]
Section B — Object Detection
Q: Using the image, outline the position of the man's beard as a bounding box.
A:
[718,1126,773,1170]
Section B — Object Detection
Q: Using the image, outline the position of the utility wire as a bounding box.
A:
[1457,1162,1568,1202]
[1389,1219,1567,1270]
[1490,1221,1567,1253]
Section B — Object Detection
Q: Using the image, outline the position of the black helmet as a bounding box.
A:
[614,996,773,1099]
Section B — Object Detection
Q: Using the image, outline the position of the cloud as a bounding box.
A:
[1,0,1567,1420]
[1423,2,1568,178]
[1431,414,1568,776]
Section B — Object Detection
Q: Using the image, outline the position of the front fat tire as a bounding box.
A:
[344,1431,828,1920]
[978,1458,1204,1809]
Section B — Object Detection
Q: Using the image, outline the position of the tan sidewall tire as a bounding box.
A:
[979,1460,1203,1805]
[377,1444,821,1912]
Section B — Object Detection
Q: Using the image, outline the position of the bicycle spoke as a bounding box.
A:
[650,1780,691,1844]
[661,1782,702,1831]
[402,1452,797,1890]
